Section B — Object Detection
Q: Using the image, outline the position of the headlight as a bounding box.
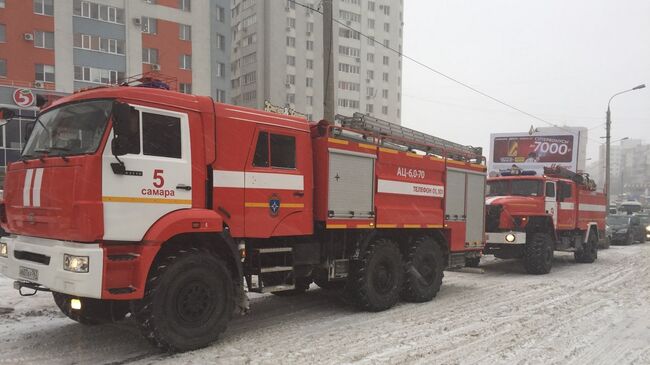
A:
[0,242,7,258]
[645,226,650,232]
[63,254,89,273]
[505,233,516,243]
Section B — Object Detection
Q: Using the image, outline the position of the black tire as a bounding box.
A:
[625,233,633,245]
[345,238,403,311]
[131,250,234,352]
[401,237,444,303]
[314,269,345,290]
[52,292,129,325]
[465,257,480,268]
[523,232,554,275]
[575,231,598,263]
[599,235,610,249]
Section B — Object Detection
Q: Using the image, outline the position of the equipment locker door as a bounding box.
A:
[244,128,312,237]
[545,181,558,227]
[102,105,193,241]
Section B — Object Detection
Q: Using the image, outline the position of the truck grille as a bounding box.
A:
[485,205,502,232]
[14,250,51,265]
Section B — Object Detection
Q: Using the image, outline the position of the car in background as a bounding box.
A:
[634,213,650,241]
[607,214,645,245]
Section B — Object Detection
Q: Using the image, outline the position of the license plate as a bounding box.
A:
[19,266,38,281]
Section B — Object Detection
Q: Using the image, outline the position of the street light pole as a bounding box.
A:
[605,84,645,211]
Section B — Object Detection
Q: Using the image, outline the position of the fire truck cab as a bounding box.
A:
[483,166,606,274]
[0,84,486,351]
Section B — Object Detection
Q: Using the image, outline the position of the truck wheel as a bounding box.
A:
[131,251,234,352]
[625,234,633,245]
[575,231,598,263]
[523,232,553,275]
[52,292,129,325]
[401,237,444,303]
[599,236,610,249]
[465,257,480,268]
[345,238,403,311]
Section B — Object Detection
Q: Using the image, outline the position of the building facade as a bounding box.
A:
[230,0,404,122]
[596,139,650,199]
[0,0,230,178]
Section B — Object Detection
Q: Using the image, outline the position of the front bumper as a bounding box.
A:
[0,235,103,298]
[485,231,526,245]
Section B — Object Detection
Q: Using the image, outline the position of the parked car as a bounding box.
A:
[607,214,645,245]
[634,213,650,241]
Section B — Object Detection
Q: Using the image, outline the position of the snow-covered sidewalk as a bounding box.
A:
[1,244,648,365]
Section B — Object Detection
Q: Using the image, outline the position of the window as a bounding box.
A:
[382,72,389,82]
[287,55,296,66]
[545,182,556,198]
[338,63,360,74]
[307,96,313,106]
[0,59,6,78]
[215,89,226,102]
[216,34,226,50]
[0,0,4,8]
[367,36,375,46]
[339,10,360,23]
[382,106,388,115]
[243,71,256,85]
[179,0,191,11]
[286,36,295,47]
[179,24,191,41]
[0,24,5,43]
[338,99,359,108]
[366,104,373,113]
[307,22,314,33]
[339,28,360,40]
[306,59,314,69]
[558,182,572,199]
[35,64,55,82]
[368,19,375,29]
[242,52,256,65]
[74,33,124,55]
[382,89,388,98]
[366,87,375,96]
[306,77,313,87]
[34,31,55,49]
[142,48,159,64]
[287,17,296,28]
[253,131,269,167]
[142,113,181,158]
[286,93,295,104]
[368,1,375,11]
[339,46,360,57]
[142,17,157,34]
[73,1,124,24]
[306,40,314,50]
[383,39,390,48]
[384,23,390,32]
[367,70,374,80]
[74,66,122,84]
[286,74,295,85]
[216,62,225,78]
[271,134,296,168]
[383,56,389,65]
[216,6,225,22]
[34,0,54,16]
[179,83,192,94]
[179,54,192,70]
[382,5,390,15]
[367,53,374,62]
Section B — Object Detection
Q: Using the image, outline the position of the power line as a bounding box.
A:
[288,0,607,146]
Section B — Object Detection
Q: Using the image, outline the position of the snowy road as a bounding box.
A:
[1,244,649,365]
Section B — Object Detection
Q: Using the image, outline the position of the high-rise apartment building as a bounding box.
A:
[0,0,230,176]
[230,0,403,123]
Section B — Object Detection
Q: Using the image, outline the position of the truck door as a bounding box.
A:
[557,181,576,229]
[545,181,558,227]
[102,105,193,241]
[244,128,312,237]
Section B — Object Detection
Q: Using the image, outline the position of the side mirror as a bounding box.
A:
[111,101,137,156]
[0,108,16,127]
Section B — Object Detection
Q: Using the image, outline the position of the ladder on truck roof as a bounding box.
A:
[544,165,597,191]
[334,112,483,162]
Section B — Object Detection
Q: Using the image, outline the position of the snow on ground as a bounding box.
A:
[1,244,649,365]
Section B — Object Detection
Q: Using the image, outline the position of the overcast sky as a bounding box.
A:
[401,0,650,161]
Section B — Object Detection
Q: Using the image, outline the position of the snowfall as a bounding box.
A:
[1,244,648,365]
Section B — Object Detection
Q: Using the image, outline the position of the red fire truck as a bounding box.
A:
[0,84,486,351]
[483,166,606,274]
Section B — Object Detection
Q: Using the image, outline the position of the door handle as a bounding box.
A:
[176,184,192,191]
[293,191,304,197]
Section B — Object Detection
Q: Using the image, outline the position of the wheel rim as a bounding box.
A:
[175,280,216,324]
[373,260,395,295]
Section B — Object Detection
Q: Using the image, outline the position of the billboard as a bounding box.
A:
[489,132,579,176]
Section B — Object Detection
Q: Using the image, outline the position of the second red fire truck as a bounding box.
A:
[483,166,606,274]
[0,83,486,351]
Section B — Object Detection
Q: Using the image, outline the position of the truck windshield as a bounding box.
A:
[487,180,543,197]
[22,99,113,158]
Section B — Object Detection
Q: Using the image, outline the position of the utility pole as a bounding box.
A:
[605,107,611,209]
[322,0,335,122]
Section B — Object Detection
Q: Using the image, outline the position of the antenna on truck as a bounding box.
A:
[334,112,483,162]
